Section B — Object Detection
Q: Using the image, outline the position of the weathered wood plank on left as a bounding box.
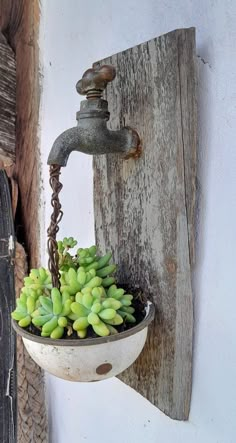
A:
[0,32,16,165]
[0,170,17,443]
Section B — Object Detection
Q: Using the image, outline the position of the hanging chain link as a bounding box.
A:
[47,165,63,288]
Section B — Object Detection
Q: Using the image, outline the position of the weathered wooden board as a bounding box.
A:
[1,0,41,268]
[0,170,17,442]
[1,3,48,442]
[0,32,16,165]
[93,28,197,420]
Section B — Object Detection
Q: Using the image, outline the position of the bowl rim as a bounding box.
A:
[12,301,155,347]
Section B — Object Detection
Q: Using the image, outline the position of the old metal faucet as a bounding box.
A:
[47,65,140,166]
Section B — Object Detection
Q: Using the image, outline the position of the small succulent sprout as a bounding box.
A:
[77,248,113,274]
[23,268,52,298]
[11,294,37,327]
[31,290,72,339]
[57,238,78,271]
[62,237,78,249]
[60,268,79,295]
[68,268,81,293]
[70,288,127,337]
[76,246,98,267]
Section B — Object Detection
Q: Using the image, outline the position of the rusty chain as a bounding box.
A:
[47,165,63,288]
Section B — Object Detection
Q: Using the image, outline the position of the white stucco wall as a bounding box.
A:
[39,1,236,442]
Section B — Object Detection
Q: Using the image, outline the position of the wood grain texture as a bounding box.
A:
[0,32,16,164]
[93,28,197,420]
[1,3,48,442]
[14,0,41,269]
[0,0,41,268]
[0,170,17,443]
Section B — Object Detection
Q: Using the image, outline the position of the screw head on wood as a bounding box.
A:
[76,65,116,99]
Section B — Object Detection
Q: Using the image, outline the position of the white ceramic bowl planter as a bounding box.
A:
[13,301,154,381]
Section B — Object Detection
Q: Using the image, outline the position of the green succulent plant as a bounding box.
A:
[11,237,136,339]
[69,284,135,338]
[32,290,72,339]
[57,237,78,271]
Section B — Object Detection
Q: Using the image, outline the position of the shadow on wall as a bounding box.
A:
[192,47,213,367]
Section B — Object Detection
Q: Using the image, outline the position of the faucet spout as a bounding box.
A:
[48,126,82,167]
[47,98,140,166]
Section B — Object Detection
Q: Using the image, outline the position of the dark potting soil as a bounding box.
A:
[25,287,148,341]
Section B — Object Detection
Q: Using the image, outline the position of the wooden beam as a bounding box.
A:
[0,170,17,443]
[0,32,16,165]
[1,0,41,268]
[0,2,49,442]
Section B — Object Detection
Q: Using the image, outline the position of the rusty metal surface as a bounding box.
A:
[47,165,63,288]
[47,65,140,166]
[76,65,116,99]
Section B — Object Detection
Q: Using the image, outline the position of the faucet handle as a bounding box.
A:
[76,65,116,99]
